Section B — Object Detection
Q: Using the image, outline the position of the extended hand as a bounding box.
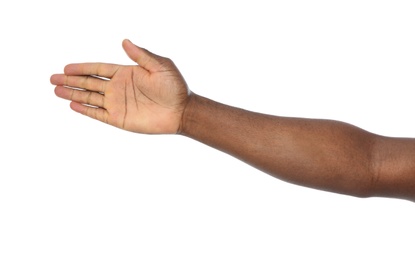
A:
[50,39,190,134]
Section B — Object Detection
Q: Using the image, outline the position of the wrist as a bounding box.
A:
[177,92,199,135]
[178,92,216,137]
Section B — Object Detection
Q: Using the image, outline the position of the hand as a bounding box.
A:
[50,39,190,134]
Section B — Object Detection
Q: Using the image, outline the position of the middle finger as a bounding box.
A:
[51,74,107,93]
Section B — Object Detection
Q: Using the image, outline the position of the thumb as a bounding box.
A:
[122,39,162,72]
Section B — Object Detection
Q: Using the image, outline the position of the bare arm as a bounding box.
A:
[51,40,415,202]
[180,94,415,201]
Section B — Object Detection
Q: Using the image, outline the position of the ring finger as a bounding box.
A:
[54,86,105,108]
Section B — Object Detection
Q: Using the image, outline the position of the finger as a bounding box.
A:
[70,101,109,124]
[122,39,165,73]
[51,74,106,93]
[64,63,120,78]
[55,86,105,108]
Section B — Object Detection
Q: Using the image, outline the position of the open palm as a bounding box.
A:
[50,39,190,134]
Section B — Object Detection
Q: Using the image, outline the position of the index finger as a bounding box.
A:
[64,63,121,78]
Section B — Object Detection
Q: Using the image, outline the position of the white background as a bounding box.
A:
[1,1,415,259]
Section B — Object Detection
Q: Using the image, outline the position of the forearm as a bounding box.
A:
[180,94,385,198]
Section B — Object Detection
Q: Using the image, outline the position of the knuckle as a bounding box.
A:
[158,57,174,69]
[86,92,92,104]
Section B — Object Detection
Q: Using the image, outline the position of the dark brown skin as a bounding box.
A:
[50,39,415,202]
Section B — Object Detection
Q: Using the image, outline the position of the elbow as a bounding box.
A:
[363,136,415,202]
[344,135,383,200]
[358,136,383,199]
